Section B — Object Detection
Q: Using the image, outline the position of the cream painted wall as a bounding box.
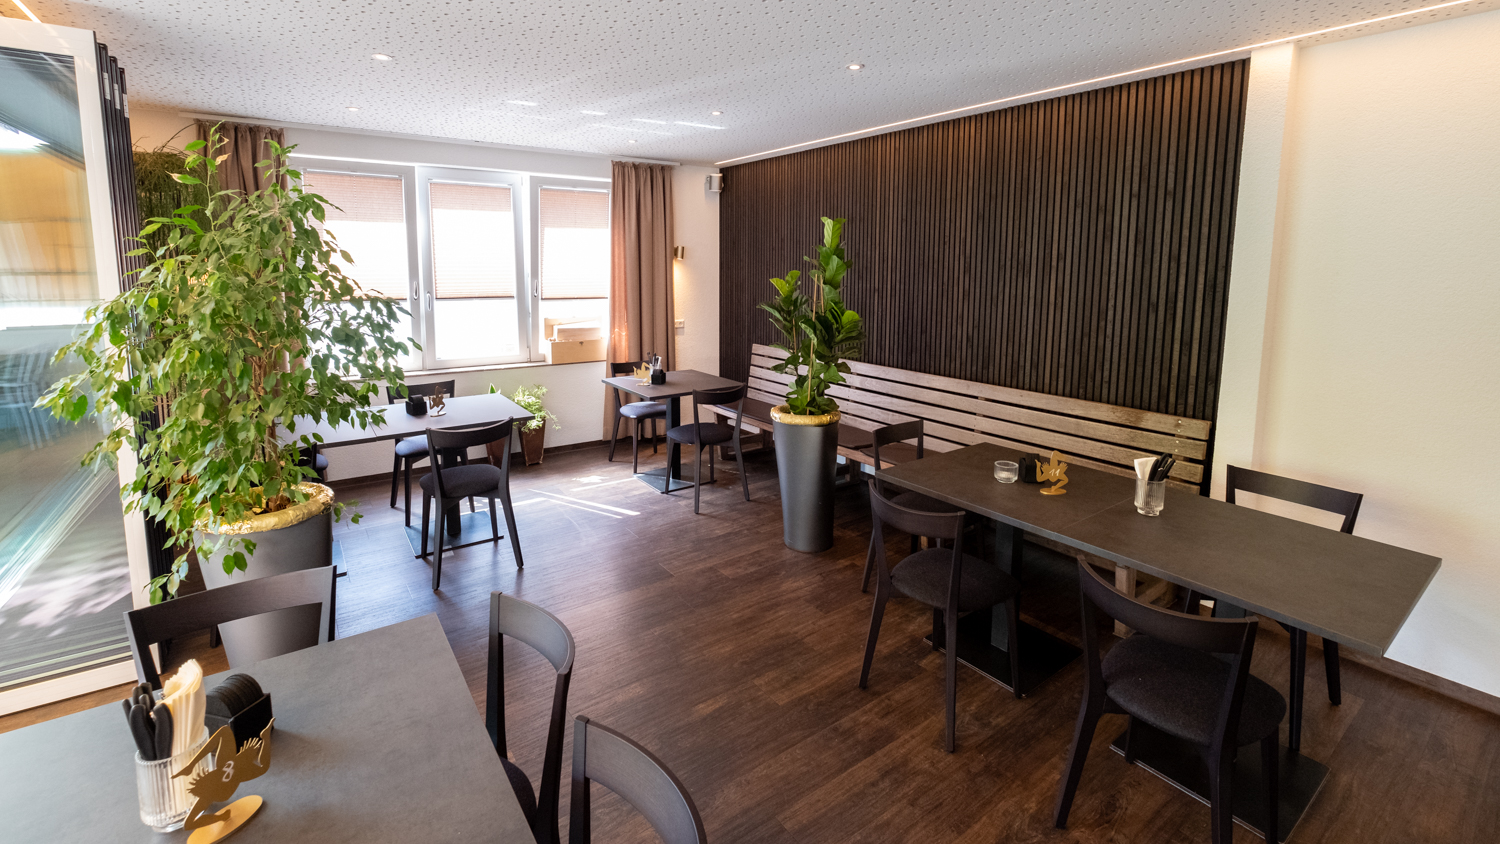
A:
[127,111,722,478]
[1218,11,1500,696]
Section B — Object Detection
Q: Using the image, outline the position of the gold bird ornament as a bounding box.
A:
[173,719,275,843]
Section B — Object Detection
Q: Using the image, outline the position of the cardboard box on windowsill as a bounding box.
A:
[544,319,606,364]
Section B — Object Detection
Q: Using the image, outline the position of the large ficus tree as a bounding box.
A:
[759,217,866,415]
[39,128,411,602]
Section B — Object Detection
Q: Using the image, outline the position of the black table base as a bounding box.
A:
[635,465,696,494]
[926,607,1081,697]
[404,510,506,559]
[1109,722,1327,843]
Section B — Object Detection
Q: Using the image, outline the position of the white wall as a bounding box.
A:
[128,112,722,478]
[1217,12,1500,696]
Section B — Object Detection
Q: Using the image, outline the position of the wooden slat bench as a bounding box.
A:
[718,344,1214,631]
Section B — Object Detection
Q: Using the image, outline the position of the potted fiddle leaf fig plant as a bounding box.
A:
[759,216,865,552]
[39,126,410,660]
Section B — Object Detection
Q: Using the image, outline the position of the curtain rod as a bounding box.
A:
[176,111,682,166]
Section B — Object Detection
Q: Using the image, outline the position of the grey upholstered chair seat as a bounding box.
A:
[1104,635,1287,747]
[619,400,667,419]
[890,489,950,513]
[500,756,537,827]
[890,548,1018,613]
[419,463,502,499]
[665,421,736,446]
[394,435,430,458]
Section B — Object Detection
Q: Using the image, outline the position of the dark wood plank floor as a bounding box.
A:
[5,443,1497,842]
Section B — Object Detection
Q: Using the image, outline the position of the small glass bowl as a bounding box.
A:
[994,460,1019,484]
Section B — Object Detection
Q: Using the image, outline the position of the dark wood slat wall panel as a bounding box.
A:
[721,61,1248,422]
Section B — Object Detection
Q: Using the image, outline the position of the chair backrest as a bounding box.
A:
[387,379,456,403]
[1075,562,1259,749]
[866,479,963,542]
[870,420,924,491]
[488,593,575,844]
[1225,465,1362,534]
[124,566,335,690]
[569,716,706,844]
[691,383,745,429]
[426,419,514,498]
[608,362,645,412]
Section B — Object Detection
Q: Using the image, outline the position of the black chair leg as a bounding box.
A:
[1324,638,1342,706]
[432,499,446,591]
[1261,734,1280,843]
[499,485,523,567]
[1208,749,1234,844]
[1122,716,1137,764]
[861,524,879,594]
[1289,628,1307,752]
[735,434,749,501]
[631,419,641,474]
[607,413,623,462]
[488,494,499,541]
[1053,698,1103,828]
[652,418,660,454]
[858,576,890,689]
[943,606,959,753]
[419,492,432,557]
[708,445,716,483]
[693,441,703,514]
[1006,594,1022,698]
[390,452,401,508]
[404,459,416,527]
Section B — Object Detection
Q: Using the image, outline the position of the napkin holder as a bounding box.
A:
[404,395,428,416]
[1017,454,1044,484]
[205,674,274,750]
[650,367,666,386]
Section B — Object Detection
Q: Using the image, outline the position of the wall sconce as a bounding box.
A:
[673,246,686,260]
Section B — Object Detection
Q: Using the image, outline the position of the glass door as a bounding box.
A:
[0,19,143,714]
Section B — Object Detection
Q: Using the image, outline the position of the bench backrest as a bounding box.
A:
[746,343,1212,490]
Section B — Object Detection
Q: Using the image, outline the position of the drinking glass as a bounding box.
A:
[1135,479,1166,516]
[136,730,211,832]
[994,460,1019,484]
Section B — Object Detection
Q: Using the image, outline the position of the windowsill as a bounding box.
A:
[403,357,605,378]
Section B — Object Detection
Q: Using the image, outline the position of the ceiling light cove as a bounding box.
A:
[371,53,393,61]
[631,118,668,124]
[675,122,724,130]
[506,100,540,107]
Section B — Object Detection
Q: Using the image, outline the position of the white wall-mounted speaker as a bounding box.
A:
[706,173,723,193]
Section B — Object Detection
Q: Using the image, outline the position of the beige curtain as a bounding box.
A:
[605,161,675,439]
[196,120,287,194]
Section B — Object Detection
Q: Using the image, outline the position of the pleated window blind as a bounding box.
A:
[301,171,409,299]
[539,187,609,299]
[429,182,516,299]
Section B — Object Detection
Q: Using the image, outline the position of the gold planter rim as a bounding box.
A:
[198,482,334,536]
[770,405,841,427]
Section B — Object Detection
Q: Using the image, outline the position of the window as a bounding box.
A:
[294,158,606,371]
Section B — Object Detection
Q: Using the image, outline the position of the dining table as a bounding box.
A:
[285,392,533,557]
[601,369,743,493]
[0,613,530,842]
[876,442,1441,841]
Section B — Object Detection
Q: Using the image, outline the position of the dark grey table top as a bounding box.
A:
[603,369,742,401]
[284,392,533,448]
[0,614,531,843]
[877,443,1441,656]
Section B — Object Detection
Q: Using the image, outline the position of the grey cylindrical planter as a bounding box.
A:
[771,406,841,553]
[196,483,333,667]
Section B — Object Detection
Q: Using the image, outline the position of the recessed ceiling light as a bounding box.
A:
[711,110,723,116]
[847,63,864,71]
[371,53,393,61]
[627,139,637,144]
[507,100,539,107]
[581,110,606,116]
[345,106,360,112]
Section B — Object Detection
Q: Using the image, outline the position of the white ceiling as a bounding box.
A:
[4,0,1494,166]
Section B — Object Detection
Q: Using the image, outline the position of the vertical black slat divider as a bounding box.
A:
[720,61,1246,423]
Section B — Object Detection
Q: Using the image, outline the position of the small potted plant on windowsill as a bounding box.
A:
[489,383,558,466]
[761,216,865,552]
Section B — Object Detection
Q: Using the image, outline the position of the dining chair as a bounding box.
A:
[420,420,524,590]
[487,593,574,844]
[568,716,706,844]
[387,380,456,526]
[1184,465,1362,753]
[860,420,952,593]
[664,384,749,514]
[297,446,329,482]
[607,362,667,473]
[1055,561,1285,844]
[123,566,335,691]
[861,481,1022,752]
